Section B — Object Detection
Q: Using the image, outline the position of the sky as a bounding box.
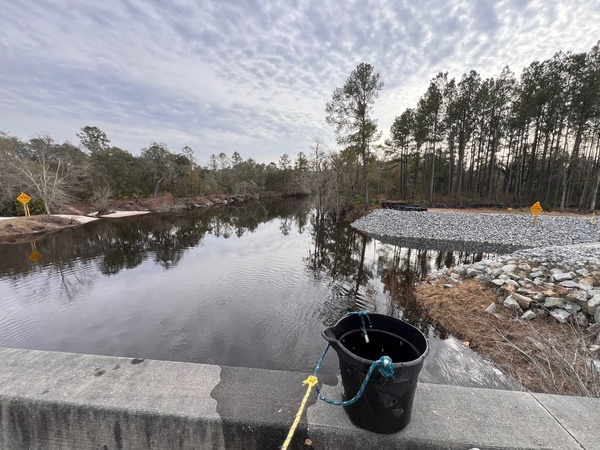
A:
[2,0,599,165]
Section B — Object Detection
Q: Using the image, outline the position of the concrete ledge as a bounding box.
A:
[0,347,598,449]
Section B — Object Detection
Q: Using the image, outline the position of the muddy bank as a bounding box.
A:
[0,193,262,244]
[0,216,80,244]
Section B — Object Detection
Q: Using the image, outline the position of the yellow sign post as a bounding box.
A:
[530,201,543,226]
[17,192,32,217]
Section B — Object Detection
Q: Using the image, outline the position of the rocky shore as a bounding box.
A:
[433,245,600,327]
[353,209,600,327]
[353,209,600,393]
[352,209,600,326]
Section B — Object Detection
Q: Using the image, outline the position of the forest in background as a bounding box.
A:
[1,42,599,216]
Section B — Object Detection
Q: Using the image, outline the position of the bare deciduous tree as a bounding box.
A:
[2,134,83,214]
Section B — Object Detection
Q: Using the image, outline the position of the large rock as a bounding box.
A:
[512,293,533,309]
[453,266,467,276]
[516,288,536,296]
[579,279,594,290]
[534,307,550,319]
[503,297,521,311]
[586,295,600,315]
[551,309,571,323]
[491,268,504,278]
[501,264,517,273]
[553,272,573,282]
[505,279,520,288]
[544,297,566,309]
[564,302,581,314]
[472,262,486,271]
[559,280,580,289]
[554,286,572,296]
[474,274,492,283]
[566,290,590,307]
[506,272,522,281]
[521,310,536,321]
[484,303,497,314]
[466,268,483,278]
[491,279,505,286]
[529,270,544,279]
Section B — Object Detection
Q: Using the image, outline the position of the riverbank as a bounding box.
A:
[353,209,600,397]
[0,216,81,244]
[0,193,260,244]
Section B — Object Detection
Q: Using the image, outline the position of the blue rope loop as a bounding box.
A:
[314,311,395,407]
[315,353,394,406]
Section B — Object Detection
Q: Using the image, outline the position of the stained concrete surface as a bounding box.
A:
[1,347,599,449]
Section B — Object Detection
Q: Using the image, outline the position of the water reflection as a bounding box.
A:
[0,200,311,278]
[0,201,517,390]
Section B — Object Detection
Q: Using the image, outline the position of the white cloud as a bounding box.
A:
[1,0,599,164]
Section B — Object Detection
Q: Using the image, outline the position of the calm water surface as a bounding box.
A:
[0,200,517,389]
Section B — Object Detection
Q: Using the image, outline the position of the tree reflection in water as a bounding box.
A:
[0,199,311,279]
[305,212,494,335]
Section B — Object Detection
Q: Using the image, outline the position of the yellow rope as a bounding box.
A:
[281,375,318,450]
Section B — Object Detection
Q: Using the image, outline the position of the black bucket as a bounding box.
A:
[322,313,428,433]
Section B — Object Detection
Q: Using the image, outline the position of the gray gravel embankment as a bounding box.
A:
[352,209,600,251]
[353,209,600,325]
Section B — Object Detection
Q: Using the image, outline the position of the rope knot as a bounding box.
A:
[303,375,318,387]
[376,356,395,378]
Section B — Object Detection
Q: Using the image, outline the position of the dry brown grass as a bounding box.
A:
[415,279,600,396]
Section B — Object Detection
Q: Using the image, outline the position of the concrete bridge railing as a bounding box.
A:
[0,347,598,449]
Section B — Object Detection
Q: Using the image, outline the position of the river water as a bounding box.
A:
[0,200,518,390]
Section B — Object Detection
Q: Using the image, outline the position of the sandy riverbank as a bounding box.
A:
[0,193,260,244]
[0,212,152,244]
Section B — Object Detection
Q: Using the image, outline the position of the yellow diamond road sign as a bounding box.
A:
[17,192,31,205]
[530,201,543,216]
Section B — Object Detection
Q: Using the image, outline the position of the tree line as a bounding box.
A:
[1,42,598,216]
[325,43,600,213]
[0,127,310,215]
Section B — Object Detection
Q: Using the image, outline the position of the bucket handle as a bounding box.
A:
[312,343,395,406]
[325,310,373,344]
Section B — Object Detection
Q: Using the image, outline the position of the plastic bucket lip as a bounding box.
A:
[322,313,429,369]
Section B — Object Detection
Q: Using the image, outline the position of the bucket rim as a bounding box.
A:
[323,312,429,368]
